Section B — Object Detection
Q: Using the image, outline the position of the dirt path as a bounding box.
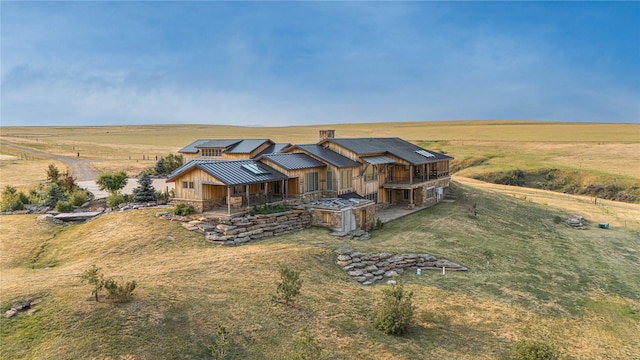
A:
[454,175,640,229]
[0,142,98,181]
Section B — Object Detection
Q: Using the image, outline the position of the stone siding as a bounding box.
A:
[335,248,467,285]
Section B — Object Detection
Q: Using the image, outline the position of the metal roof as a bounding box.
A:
[167,159,287,186]
[361,155,396,165]
[178,139,272,155]
[197,139,242,149]
[257,143,291,157]
[226,139,272,154]
[262,153,326,170]
[292,144,361,168]
[178,139,211,153]
[321,138,453,165]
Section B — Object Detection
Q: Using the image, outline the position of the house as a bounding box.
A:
[168,130,452,216]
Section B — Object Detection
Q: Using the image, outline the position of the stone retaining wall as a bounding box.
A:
[335,248,467,285]
[206,209,312,245]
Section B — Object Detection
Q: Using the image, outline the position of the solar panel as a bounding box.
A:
[415,150,435,158]
[242,163,269,175]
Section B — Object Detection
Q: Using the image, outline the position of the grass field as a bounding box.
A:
[1,121,638,358]
[1,181,638,359]
[1,121,638,201]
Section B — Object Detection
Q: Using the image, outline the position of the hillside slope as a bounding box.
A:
[1,183,639,359]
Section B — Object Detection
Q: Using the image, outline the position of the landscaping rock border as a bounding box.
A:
[335,248,467,285]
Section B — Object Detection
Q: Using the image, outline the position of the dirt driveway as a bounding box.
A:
[0,142,97,181]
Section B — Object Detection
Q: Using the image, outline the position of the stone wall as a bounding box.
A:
[206,209,312,245]
[335,248,467,285]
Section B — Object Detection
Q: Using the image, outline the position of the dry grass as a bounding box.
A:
[0,145,68,189]
[1,121,638,358]
[1,182,638,359]
[2,121,638,192]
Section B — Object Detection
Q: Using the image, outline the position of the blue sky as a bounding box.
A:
[1,1,639,126]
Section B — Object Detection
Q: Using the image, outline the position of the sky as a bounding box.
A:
[1,1,639,126]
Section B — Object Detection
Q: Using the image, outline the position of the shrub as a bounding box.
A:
[1,185,25,211]
[374,218,384,230]
[164,153,184,174]
[80,265,105,302]
[56,200,74,213]
[106,193,125,207]
[1,197,24,211]
[104,278,137,303]
[173,202,195,216]
[96,171,128,194]
[510,340,559,360]
[45,184,68,207]
[553,215,563,224]
[290,328,322,360]
[208,324,232,360]
[46,163,60,182]
[17,191,30,205]
[70,190,88,206]
[273,262,303,306]
[372,282,415,335]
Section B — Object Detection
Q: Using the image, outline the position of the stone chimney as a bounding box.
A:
[319,129,335,141]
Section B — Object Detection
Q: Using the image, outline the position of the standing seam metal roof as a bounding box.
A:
[261,153,327,170]
[226,139,272,154]
[322,138,453,165]
[293,144,361,168]
[167,159,287,186]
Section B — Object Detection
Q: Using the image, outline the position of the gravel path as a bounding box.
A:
[0,142,98,181]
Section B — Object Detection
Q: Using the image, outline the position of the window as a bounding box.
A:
[201,148,223,157]
[364,165,377,182]
[403,190,410,200]
[364,192,378,203]
[233,185,245,194]
[427,187,435,199]
[305,172,319,192]
[260,183,266,191]
[340,169,352,190]
[182,181,194,189]
[326,170,334,190]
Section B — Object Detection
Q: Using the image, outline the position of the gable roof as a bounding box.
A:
[167,159,287,186]
[256,143,291,157]
[261,153,326,171]
[290,144,361,168]
[178,139,272,155]
[226,139,272,154]
[321,137,453,165]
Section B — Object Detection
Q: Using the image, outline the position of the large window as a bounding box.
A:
[305,172,319,192]
[364,192,378,203]
[201,148,223,157]
[364,165,377,182]
[340,169,352,190]
[326,170,334,190]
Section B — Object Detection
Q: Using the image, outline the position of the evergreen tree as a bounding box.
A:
[133,173,156,202]
[154,157,167,175]
[45,184,68,207]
